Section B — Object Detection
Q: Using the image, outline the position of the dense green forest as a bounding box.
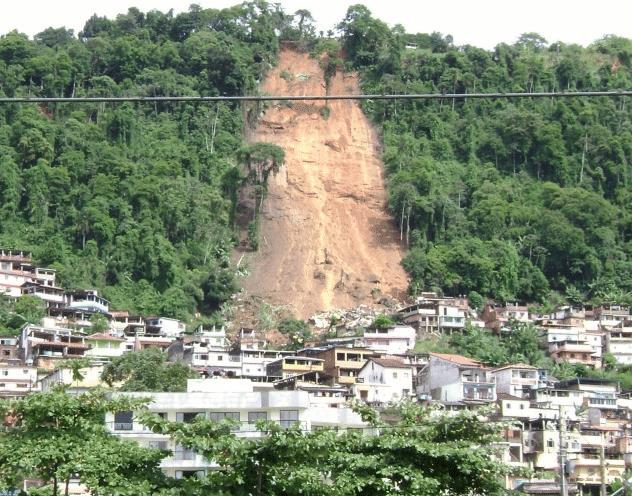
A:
[0,2,292,320]
[1,2,632,321]
[337,6,632,305]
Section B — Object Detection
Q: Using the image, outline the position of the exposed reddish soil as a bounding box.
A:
[239,47,408,319]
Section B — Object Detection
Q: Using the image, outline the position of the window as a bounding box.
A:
[337,353,345,361]
[1,370,7,376]
[199,354,209,360]
[393,372,398,379]
[176,412,205,423]
[114,411,134,430]
[208,412,240,422]
[280,410,299,429]
[217,355,223,361]
[174,444,196,460]
[248,412,267,423]
[148,440,168,450]
[3,350,9,356]
[547,439,554,448]
[175,470,205,480]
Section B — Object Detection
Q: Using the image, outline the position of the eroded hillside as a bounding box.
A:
[240,47,407,318]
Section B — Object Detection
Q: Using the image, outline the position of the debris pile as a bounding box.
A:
[310,305,384,331]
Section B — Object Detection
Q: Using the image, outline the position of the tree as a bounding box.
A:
[101,348,198,392]
[372,314,396,329]
[89,313,110,334]
[139,400,511,496]
[0,387,169,496]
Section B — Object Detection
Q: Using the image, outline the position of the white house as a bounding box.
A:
[420,353,496,403]
[106,378,367,479]
[605,320,632,364]
[493,363,540,399]
[146,317,186,338]
[65,289,110,315]
[0,364,38,397]
[361,325,416,354]
[354,357,413,403]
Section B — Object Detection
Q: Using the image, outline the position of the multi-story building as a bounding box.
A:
[354,357,413,403]
[361,325,416,354]
[110,311,145,336]
[420,353,496,403]
[266,356,324,380]
[399,293,469,336]
[146,317,186,338]
[605,320,632,364]
[481,302,531,333]
[65,289,110,315]
[167,337,242,377]
[106,378,368,479]
[302,345,374,385]
[593,304,630,328]
[0,337,19,363]
[241,349,293,379]
[85,333,127,362]
[0,364,38,397]
[549,339,601,368]
[493,363,540,399]
[20,324,91,369]
[0,249,61,304]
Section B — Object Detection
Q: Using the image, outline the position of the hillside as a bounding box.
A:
[240,47,408,318]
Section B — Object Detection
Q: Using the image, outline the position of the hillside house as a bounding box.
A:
[421,353,496,403]
[65,289,110,315]
[493,363,540,399]
[399,293,469,336]
[167,337,241,377]
[20,324,91,369]
[146,317,185,338]
[85,333,127,362]
[0,337,19,363]
[241,349,294,379]
[481,302,531,332]
[302,345,375,385]
[266,356,324,380]
[0,249,59,301]
[0,364,38,397]
[605,320,632,364]
[361,324,415,354]
[354,357,413,403]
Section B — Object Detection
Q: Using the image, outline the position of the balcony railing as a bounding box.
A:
[114,422,134,431]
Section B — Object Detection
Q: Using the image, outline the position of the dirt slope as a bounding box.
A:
[241,48,408,318]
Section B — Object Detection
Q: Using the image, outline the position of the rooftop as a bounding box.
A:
[430,353,483,367]
[493,363,538,372]
[368,357,410,369]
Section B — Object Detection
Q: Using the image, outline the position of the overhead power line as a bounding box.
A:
[0,90,632,104]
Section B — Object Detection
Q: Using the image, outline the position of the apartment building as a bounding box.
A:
[107,378,367,479]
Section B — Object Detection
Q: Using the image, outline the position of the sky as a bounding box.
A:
[1,0,631,49]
